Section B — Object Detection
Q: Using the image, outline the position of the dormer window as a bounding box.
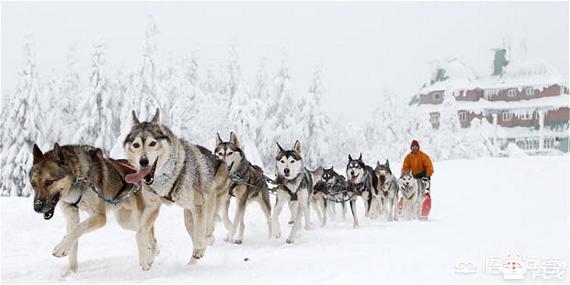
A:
[508,89,516,97]
[458,111,467,122]
[433,92,442,100]
[502,111,512,121]
[525,87,535,96]
[430,112,440,124]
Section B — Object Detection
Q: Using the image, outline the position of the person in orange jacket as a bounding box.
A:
[401,140,434,190]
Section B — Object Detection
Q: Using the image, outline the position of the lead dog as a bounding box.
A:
[214,132,272,244]
[272,141,314,243]
[124,108,232,264]
[29,144,161,274]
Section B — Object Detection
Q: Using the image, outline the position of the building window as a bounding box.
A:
[520,112,531,120]
[458,111,467,122]
[544,137,555,149]
[525,87,535,96]
[502,111,512,121]
[508,89,517,97]
[430,112,440,124]
[452,90,461,97]
[561,85,567,95]
[433,92,442,101]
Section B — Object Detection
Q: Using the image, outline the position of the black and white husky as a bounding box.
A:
[375,159,399,221]
[313,166,349,222]
[214,132,272,244]
[272,141,314,244]
[397,172,426,220]
[346,154,379,227]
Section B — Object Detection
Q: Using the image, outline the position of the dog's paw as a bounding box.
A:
[304,223,315,231]
[288,220,295,225]
[285,238,295,244]
[233,239,242,245]
[190,249,205,262]
[139,257,153,271]
[353,223,360,229]
[52,240,72,258]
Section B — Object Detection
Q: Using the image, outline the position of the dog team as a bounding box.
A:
[28,108,434,274]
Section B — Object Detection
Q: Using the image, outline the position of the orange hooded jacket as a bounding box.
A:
[401,150,434,177]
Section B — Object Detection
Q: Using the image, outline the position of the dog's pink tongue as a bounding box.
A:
[125,167,152,184]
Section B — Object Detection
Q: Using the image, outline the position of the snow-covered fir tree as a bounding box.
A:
[0,36,45,196]
[73,42,115,153]
[297,65,331,169]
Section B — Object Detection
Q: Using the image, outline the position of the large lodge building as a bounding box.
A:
[411,49,569,154]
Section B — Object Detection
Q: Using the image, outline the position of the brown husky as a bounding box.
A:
[29,144,161,274]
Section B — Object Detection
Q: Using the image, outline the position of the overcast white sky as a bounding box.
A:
[2,1,568,123]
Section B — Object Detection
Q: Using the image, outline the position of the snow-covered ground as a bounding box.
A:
[1,156,568,283]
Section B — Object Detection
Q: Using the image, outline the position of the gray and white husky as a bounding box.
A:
[124,108,232,264]
[272,141,315,244]
[397,172,425,220]
[346,154,379,228]
[214,132,272,244]
[375,159,399,221]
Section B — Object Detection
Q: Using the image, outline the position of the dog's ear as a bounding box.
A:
[276,142,285,154]
[348,154,353,161]
[385,159,390,167]
[52,143,65,163]
[331,166,334,171]
[150,108,160,123]
[215,133,223,147]
[131,110,140,125]
[32,144,44,165]
[229,132,240,148]
[376,160,381,168]
[358,153,363,161]
[293,140,302,156]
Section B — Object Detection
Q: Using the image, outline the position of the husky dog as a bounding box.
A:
[29,144,161,274]
[346,154,379,227]
[375,159,399,221]
[124,109,232,264]
[397,172,425,220]
[272,141,314,243]
[309,166,328,227]
[320,166,349,220]
[214,132,272,244]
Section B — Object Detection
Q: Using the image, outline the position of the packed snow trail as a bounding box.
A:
[1,156,568,283]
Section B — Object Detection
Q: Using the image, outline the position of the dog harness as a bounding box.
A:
[275,169,312,201]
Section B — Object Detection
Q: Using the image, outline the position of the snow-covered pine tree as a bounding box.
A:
[57,44,81,144]
[137,15,162,122]
[73,42,115,153]
[435,91,465,160]
[0,35,45,196]
[260,52,300,170]
[297,65,331,169]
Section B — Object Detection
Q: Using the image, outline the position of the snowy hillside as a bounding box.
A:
[2,156,568,283]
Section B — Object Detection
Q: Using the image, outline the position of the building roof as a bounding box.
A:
[417,56,567,95]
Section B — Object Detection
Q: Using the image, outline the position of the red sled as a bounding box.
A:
[419,193,431,220]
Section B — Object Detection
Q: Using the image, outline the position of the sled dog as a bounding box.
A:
[124,108,232,264]
[375,159,399,221]
[214,132,272,244]
[346,154,379,227]
[397,172,425,220]
[30,144,161,273]
[271,141,314,243]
